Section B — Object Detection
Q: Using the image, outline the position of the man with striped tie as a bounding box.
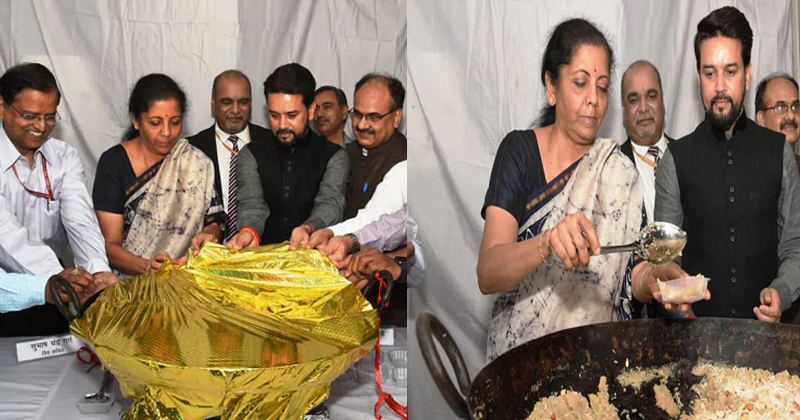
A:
[187,70,274,243]
[619,60,672,224]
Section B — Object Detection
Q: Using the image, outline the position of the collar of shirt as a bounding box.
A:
[214,123,251,147]
[358,129,402,157]
[0,124,54,172]
[630,132,668,156]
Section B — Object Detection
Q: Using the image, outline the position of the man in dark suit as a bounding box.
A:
[620,60,672,223]
[187,70,273,242]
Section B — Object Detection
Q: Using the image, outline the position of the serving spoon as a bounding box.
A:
[598,221,687,264]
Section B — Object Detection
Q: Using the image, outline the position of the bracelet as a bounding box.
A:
[239,226,261,246]
[538,229,551,264]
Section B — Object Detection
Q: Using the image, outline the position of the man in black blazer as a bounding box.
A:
[620,60,672,224]
[187,70,273,241]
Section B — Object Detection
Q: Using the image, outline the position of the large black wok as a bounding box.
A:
[417,313,800,419]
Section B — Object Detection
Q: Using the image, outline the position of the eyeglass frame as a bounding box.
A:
[762,100,800,116]
[348,107,398,124]
[5,102,61,125]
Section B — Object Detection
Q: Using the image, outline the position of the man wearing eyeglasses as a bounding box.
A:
[292,74,407,250]
[226,63,348,248]
[755,73,800,171]
[755,73,800,324]
[0,63,116,335]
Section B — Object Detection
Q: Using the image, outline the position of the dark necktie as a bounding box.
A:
[225,135,239,242]
[647,146,660,175]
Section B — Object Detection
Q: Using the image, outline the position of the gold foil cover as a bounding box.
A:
[71,243,378,420]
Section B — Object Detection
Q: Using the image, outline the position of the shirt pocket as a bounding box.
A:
[40,198,62,240]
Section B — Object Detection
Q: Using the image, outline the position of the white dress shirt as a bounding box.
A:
[214,124,251,213]
[407,214,425,288]
[631,133,668,223]
[330,160,407,236]
[0,126,110,276]
[0,269,48,313]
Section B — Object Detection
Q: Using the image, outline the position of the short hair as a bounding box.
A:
[315,85,348,107]
[693,6,753,72]
[212,70,251,100]
[263,63,316,108]
[620,60,663,105]
[354,73,405,110]
[0,63,61,105]
[123,73,188,141]
[535,18,614,127]
[755,73,800,111]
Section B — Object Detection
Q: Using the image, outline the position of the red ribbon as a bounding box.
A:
[373,271,407,420]
[76,346,99,365]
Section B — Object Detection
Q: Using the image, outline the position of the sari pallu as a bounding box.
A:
[121,139,223,275]
[487,138,643,362]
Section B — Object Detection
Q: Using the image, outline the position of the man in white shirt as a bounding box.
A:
[0,63,111,277]
[188,70,273,242]
[620,60,672,223]
[0,63,114,335]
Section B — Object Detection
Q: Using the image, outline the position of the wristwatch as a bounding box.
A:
[345,233,361,254]
[394,256,408,283]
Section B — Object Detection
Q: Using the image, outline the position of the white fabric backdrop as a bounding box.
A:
[407,0,793,418]
[0,0,407,186]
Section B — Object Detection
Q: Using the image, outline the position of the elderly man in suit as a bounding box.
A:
[187,70,274,242]
[620,60,673,224]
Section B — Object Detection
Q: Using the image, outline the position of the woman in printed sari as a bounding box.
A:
[93,74,225,277]
[477,19,708,362]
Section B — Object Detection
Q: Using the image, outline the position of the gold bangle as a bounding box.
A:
[538,229,550,264]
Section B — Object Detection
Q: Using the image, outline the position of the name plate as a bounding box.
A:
[16,334,85,362]
[379,327,394,346]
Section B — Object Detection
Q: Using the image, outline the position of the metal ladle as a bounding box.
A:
[77,371,115,414]
[598,221,687,264]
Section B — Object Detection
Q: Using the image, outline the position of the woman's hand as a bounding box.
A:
[191,231,218,255]
[634,262,711,312]
[546,213,601,271]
